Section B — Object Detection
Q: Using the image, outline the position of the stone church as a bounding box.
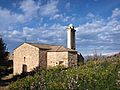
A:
[13,24,84,75]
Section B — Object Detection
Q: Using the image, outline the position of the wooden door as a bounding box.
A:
[22,64,27,73]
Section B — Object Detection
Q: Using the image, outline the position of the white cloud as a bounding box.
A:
[40,0,59,16]
[0,23,67,51]
[87,51,119,56]
[49,13,74,23]
[76,8,120,55]
[0,7,23,28]
[0,6,120,56]
[86,13,95,19]
[19,0,59,18]
[37,39,49,43]
[101,52,119,56]
[0,0,40,29]
[19,0,40,20]
[0,0,60,30]
[19,0,39,14]
[50,23,67,30]
[111,8,120,18]
[63,16,70,22]
[49,14,63,20]
[76,19,105,34]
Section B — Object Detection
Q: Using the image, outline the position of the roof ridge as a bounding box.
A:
[26,42,61,46]
[56,46,62,51]
[26,43,51,50]
[14,42,77,52]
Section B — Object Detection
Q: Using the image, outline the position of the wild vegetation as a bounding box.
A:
[0,37,8,79]
[8,53,120,90]
[0,37,13,81]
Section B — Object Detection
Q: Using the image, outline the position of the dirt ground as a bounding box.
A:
[0,74,13,90]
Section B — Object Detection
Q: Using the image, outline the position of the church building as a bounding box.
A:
[13,24,84,75]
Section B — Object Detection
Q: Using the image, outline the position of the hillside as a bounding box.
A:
[8,53,120,90]
[93,52,120,63]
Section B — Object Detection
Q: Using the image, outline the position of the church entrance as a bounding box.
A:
[22,64,27,73]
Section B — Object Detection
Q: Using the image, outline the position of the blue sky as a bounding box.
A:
[0,0,120,56]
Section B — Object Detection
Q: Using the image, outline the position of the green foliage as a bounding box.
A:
[0,37,9,79]
[77,62,84,66]
[0,66,7,79]
[8,59,120,90]
[0,37,7,65]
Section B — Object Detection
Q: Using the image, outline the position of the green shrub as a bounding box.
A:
[8,60,120,90]
[0,66,8,79]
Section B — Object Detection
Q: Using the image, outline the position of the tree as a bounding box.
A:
[0,37,7,66]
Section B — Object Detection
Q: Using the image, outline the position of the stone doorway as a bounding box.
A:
[22,64,27,73]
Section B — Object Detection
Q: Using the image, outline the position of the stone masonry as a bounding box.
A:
[13,24,84,75]
[14,43,39,75]
[47,52,68,67]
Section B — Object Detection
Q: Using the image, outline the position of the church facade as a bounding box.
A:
[13,24,84,75]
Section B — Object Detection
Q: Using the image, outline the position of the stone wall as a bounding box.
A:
[77,52,84,63]
[39,50,47,69]
[68,52,77,67]
[7,53,13,60]
[47,52,68,67]
[14,43,39,75]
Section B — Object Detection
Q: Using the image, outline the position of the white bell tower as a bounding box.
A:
[67,24,76,50]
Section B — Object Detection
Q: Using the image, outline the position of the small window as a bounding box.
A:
[59,61,64,65]
[24,57,26,62]
[56,62,58,64]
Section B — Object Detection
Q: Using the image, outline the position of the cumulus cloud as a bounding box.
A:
[40,0,59,16]
[0,0,40,29]
[19,0,59,17]
[1,23,67,51]
[76,8,120,55]
[19,0,40,20]
[0,7,23,29]
[0,0,59,29]
[0,7,120,56]
[49,14,73,23]
[111,8,120,18]
[0,0,69,25]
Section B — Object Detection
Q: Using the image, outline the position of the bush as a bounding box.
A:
[8,59,120,90]
[0,66,8,79]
